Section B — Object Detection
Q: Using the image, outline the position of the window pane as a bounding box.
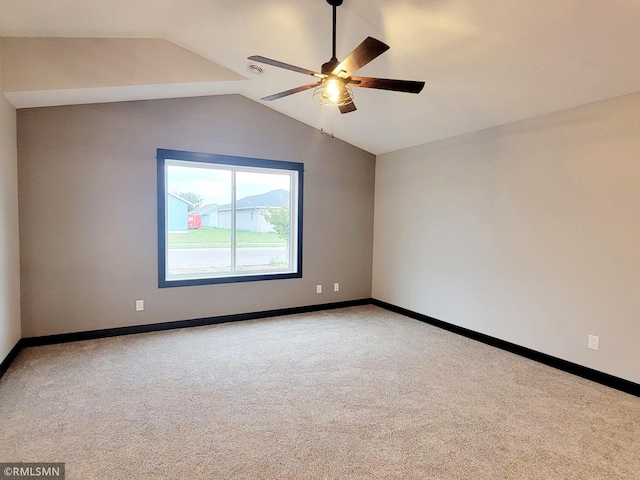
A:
[235,171,292,273]
[166,163,232,280]
[158,149,303,287]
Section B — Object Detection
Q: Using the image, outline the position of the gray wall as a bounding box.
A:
[0,62,21,362]
[373,92,640,384]
[18,95,375,337]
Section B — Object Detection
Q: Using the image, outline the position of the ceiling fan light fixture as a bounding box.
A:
[313,78,354,106]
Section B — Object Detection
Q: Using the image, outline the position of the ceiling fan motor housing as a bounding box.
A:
[321,58,340,76]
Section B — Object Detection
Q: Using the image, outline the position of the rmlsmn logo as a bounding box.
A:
[0,463,65,480]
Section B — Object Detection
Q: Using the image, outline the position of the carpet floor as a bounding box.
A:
[1,305,638,479]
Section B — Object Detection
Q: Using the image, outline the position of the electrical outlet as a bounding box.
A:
[136,300,144,312]
[588,335,599,351]
[334,283,340,292]
[316,285,322,294]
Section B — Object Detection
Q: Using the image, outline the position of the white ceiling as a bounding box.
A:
[2,0,640,155]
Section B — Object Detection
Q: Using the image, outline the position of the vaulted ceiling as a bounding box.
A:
[2,0,640,154]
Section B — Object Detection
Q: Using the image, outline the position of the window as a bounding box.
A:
[157,149,303,287]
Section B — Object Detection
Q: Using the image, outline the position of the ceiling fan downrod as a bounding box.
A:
[321,0,344,74]
[327,0,343,60]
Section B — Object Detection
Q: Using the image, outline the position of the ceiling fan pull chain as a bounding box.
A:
[319,104,335,137]
[330,105,335,138]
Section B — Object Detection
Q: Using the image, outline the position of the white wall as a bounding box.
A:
[0,41,22,363]
[373,92,640,384]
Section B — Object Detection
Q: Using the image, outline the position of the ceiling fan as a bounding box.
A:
[248,0,425,114]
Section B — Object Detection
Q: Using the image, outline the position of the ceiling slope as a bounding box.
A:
[1,37,247,108]
[2,0,640,154]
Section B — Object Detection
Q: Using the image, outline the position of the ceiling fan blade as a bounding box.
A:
[331,37,390,78]
[339,102,357,114]
[248,55,324,78]
[261,83,318,101]
[349,76,425,94]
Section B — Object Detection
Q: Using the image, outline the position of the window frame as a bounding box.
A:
[157,148,303,288]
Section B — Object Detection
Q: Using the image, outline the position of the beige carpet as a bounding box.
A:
[1,305,638,479]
